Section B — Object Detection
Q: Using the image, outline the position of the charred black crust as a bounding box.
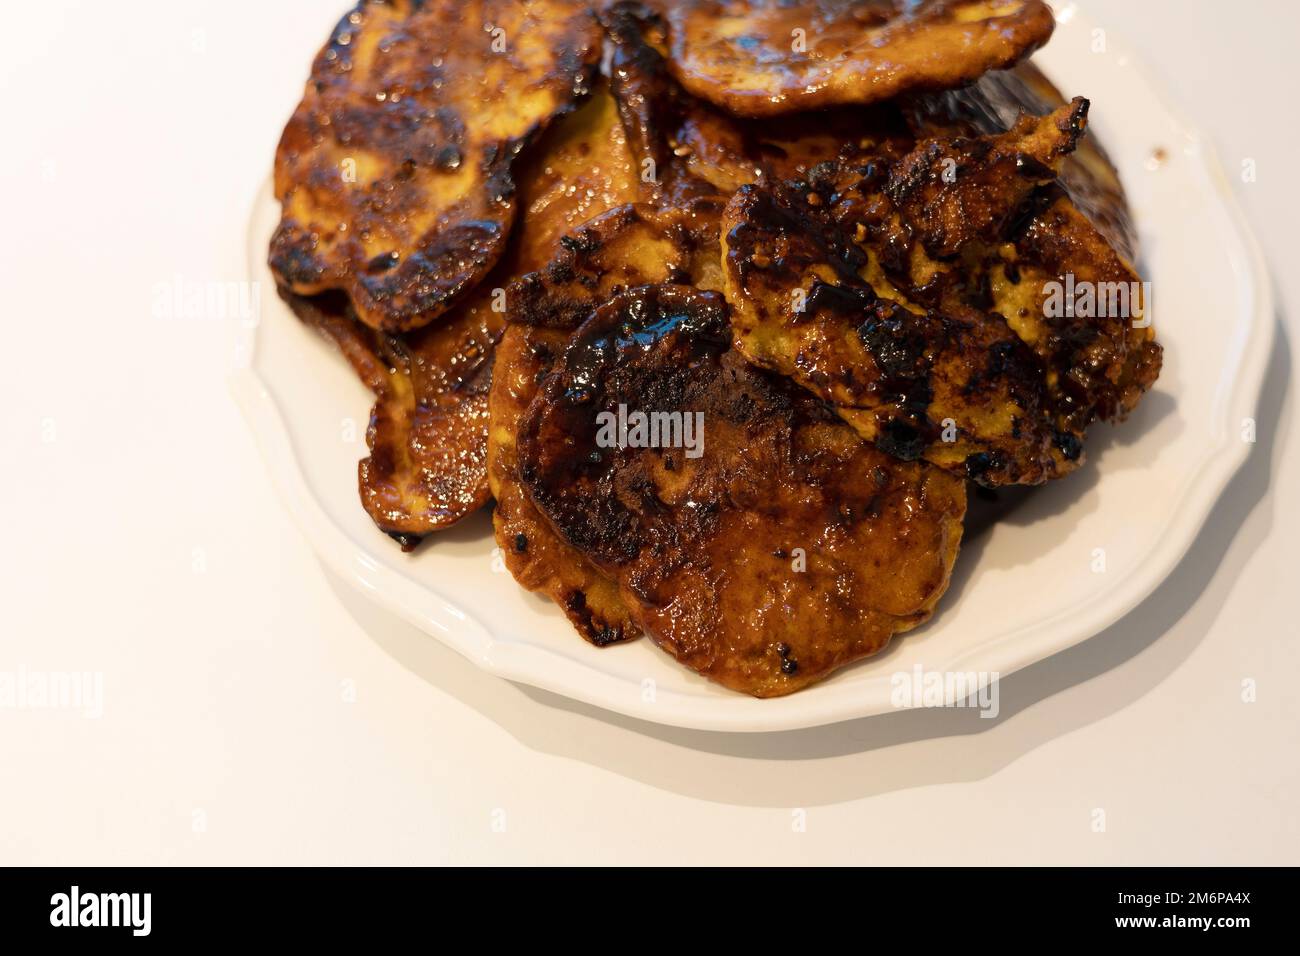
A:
[600,1,721,206]
[511,282,967,697]
[1053,429,1084,462]
[725,182,866,286]
[505,201,723,331]
[858,302,931,380]
[725,163,1074,485]
[270,0,603,332]
[386,530,424,552]
[720,80,1164,489]
[876,419,927,462]
[560,589,625,647]
[518,284,732,566]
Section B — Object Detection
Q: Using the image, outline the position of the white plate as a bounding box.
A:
[232,6,1274,732]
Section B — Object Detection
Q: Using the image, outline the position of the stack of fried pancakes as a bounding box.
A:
[270,0,1161,696]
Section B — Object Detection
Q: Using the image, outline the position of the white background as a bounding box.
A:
[1,0,1296,864]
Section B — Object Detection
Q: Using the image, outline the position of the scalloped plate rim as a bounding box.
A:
[231,9,1275,733]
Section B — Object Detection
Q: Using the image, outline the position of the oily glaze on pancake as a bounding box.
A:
[602,1,915,202]
[492,325,641,644]
[509,199,729,330]
[492,199,725,644]
[280,287,498,549]
[722,103,1101,485]
[490,9,915,641]
[284,83,640,550]
[269,0,1164,696]
[903,65,1162,427]
[728,100,1164,481]
[270,0,601,332]
[487,87,646,644]
[905,60,1139,263]
[661,0,1055,118]
[516,285,966,695]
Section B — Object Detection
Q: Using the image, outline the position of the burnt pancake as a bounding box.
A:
[659,0,1055,118]
[602,0,916,202]
[280,287,497,549]
[905,60,1138,263]
[904,64,1162,427]
[270,0,601,332]
[516,284,966,696]
[492,326,640,645]
[271,0,1161,696]
[723,99,1161,485]
[492,199,725,644]
[490,24,917,641]
[487,91,647,645]
[285,82,640,549]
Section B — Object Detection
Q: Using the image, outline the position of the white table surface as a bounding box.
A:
[2,0,1296,865]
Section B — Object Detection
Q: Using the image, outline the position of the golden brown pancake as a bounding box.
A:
[270,0,601,332]
[487,88,646,645]
[280,287,498,550]
[516,285,966,695]
[660,0,1055,118]
[602,1,916,202]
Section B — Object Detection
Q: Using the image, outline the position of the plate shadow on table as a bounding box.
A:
[323,318,1290,807]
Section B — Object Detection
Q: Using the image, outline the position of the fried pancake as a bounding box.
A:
[509,199,729,330]
[602,1,915,202]
[660,0,1056,118]
[905,60,1138,263]
[516,285,966,696]
[602,0,717,206]
[510,84,643,273]
[887,98,1088,259]
[284,84,639,551]
[492,326,640,644]
[492,199,727,644]
[492,69,908,642]
[723,104,1096,485]
[903,67,1162,427]
[280,287,498,550]
[723,179,1067,485]
[1004,191,1162,429]
[270,0,601,332]
[487,91,647,645]
[724,93,1161,484]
